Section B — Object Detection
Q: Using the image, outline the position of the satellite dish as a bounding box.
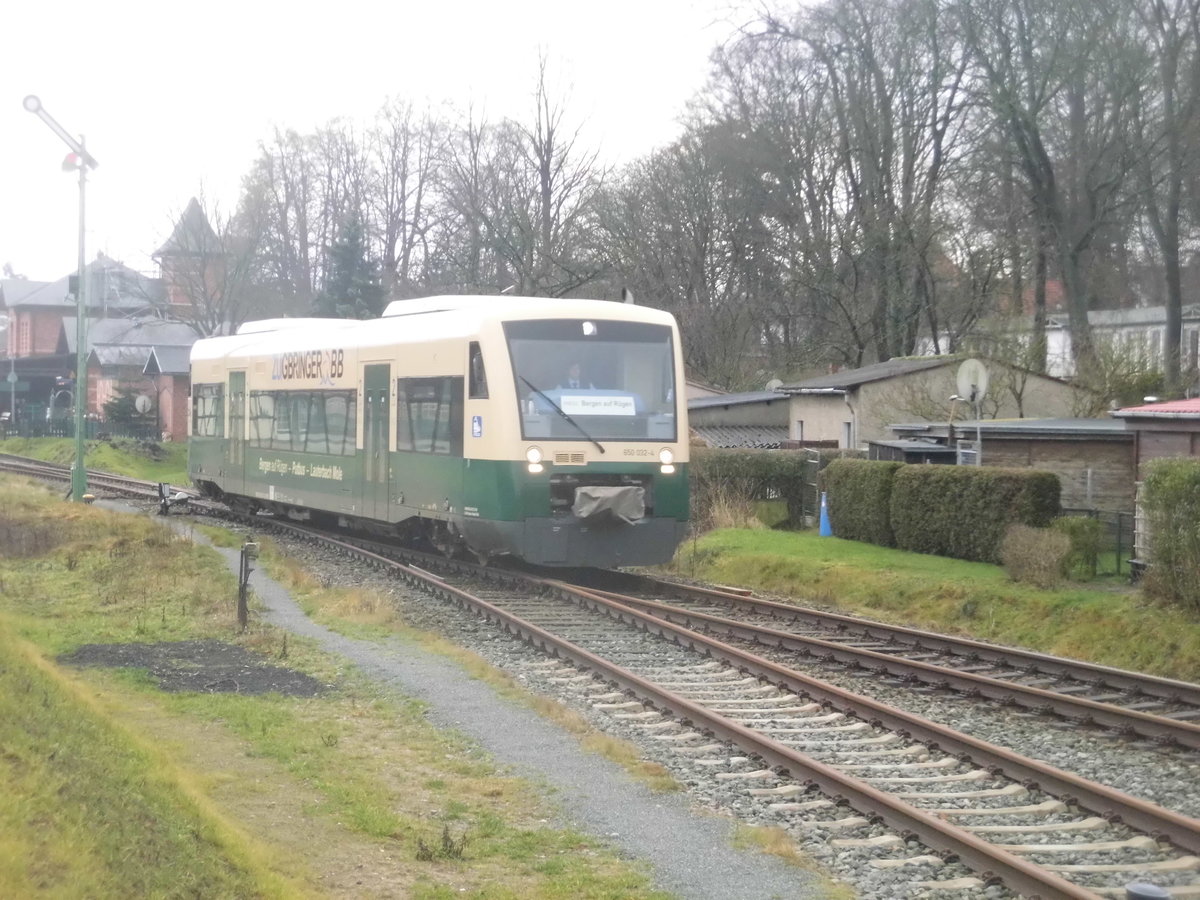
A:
[956,359,989,404]
[134,394,153,414]
[765,378,783,391]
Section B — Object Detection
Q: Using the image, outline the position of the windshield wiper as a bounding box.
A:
[520,376,605,454]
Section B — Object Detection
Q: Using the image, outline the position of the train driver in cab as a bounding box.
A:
[558,361,594,390]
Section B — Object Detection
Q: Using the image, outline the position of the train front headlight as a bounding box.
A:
[525,446,543,464]
[658,447,674,465]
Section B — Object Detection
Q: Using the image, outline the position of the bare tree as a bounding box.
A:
[431,62,608,297]
[596,131,767,389]
[367,100,445,299]
[957,0,1144,384]
[242,128,319,308]
[434,107,495,291]
[1133,0,1200,392]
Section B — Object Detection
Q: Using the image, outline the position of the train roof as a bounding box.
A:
[191,295,677,364]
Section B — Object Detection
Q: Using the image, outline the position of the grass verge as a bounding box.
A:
[669,529,1200,682]
[0,619,301,898]
[0,436,189,485]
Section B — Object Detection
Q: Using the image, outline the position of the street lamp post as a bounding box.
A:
[23,95,98,502]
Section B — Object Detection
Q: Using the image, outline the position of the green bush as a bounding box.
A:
[1000,524,1072,588]
[819,459,903,546]
[690,447,862,529]
[889,465,1061,563]
[1051,516,1103,580]
[1141,458,1200,612]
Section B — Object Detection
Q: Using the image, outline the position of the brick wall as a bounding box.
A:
[984,437,1136,512]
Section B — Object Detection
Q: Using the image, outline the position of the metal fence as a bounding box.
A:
[1060,507,1137,577]
[0,418,159,442]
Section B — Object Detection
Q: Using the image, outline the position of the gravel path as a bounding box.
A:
[177,522,833,900]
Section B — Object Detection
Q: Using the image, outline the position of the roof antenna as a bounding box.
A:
[621,287,635,304]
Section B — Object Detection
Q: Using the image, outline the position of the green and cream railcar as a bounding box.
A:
[188,295,689,567]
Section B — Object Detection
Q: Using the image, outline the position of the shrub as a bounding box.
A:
[1051,516,1103,580]
[890,465,1061,563]
[1000,524,1072,588]
[818,459,903,546]
[1141,458,1200,612]
[689,447,863,529]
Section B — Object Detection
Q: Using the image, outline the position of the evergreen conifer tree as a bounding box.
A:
[314,214,385,318]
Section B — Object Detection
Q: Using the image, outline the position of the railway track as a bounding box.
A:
[603,571,1200,740]
[564,576,1200,752]
[6,455,1200,896]
[264,521,1200,899]
[292,523,1200,753]
[0,452,181,502]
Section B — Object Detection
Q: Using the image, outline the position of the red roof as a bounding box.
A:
[1114,398,1200,417]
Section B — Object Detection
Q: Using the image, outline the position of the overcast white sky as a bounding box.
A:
[1,0,746,284]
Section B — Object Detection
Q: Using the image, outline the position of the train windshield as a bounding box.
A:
[505,319,677,442]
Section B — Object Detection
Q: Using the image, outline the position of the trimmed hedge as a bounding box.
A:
[889,466,1061,563]
[1142,458,1200,612]
[818,459,903,546]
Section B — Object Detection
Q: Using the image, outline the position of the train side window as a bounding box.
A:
[325,392,356,456]
[468,342,488,399]
[248,391,274,448]
[396,382,414,451]
[395,376,464,455]
[305,392,328,454]
[192,383,224,437]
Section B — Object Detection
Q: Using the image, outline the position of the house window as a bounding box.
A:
[842,421,853,449]
[1187,329,1200,370]
[795,420,804,441]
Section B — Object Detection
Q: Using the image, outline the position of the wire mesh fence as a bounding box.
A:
[0,419,159,441]
[1060,507,1136,577]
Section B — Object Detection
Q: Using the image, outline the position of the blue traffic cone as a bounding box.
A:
[819,491,833,537]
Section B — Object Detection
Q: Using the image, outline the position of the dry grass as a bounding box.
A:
[693,481,768,533]
[1000,524,1072,589]
[733,824,857,899]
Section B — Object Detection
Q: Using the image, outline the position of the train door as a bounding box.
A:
[361,364,391,521]
[227,371,246,495]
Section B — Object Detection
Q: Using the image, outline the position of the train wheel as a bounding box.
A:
[428,522,462,560]
[228,497,260,516]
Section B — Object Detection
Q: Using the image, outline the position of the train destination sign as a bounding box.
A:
[560,395,636,416]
